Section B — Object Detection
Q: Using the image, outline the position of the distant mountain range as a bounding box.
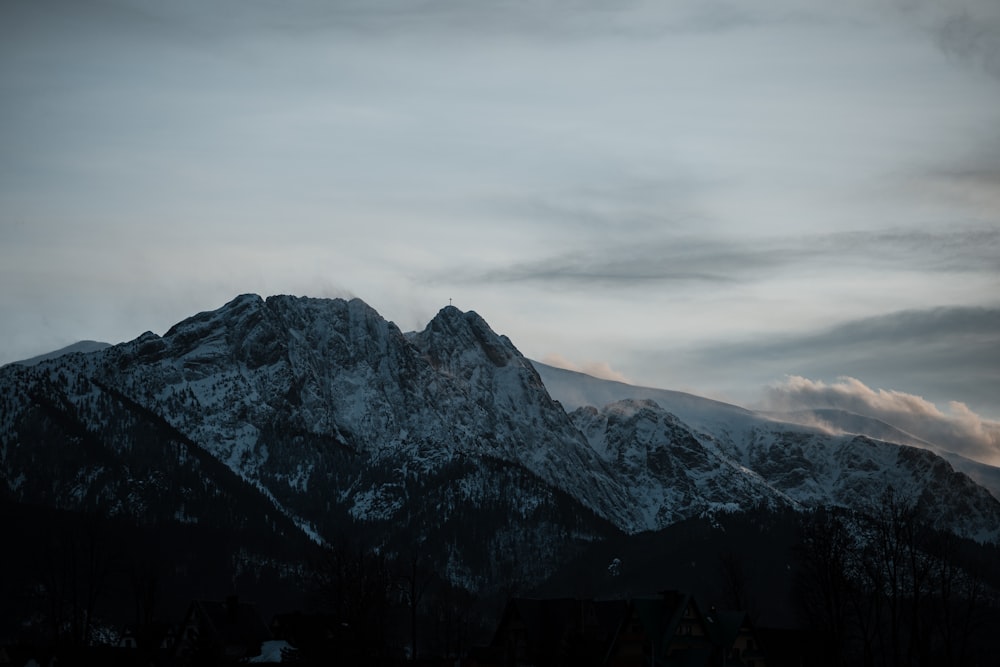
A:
[2,294,999,599]
[533,362,1000,506]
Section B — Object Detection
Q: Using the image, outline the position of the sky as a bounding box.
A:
[2,1,999,438]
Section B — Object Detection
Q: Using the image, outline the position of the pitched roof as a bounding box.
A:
[703,609,748,650]
[612,591,714,667]
[631,591,711,656]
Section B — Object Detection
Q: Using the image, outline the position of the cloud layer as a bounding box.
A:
[445,225,1000,288]
[630,306,1000,420]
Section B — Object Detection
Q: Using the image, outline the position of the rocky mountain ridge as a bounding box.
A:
[2,294,999,595]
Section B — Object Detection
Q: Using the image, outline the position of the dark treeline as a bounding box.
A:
[3,492,999,666]
[0,497,489,665]
[0,499,314,649]
[794,487,1000,667]
[293,539,484,665]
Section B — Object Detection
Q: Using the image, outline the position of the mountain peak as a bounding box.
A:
[230,293,265,307]
[436,304,463,318]
[428,305,492,334]
[416,305,522,370]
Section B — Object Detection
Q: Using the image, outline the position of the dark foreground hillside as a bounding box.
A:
[3,500,999,666]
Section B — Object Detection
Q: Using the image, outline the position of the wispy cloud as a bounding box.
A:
[542,353,631,384]
[719,309,1000,403]
[906,146,1000,217]
[624,306,1000,421]
[878,0,1000,81]
[784,306,1000,348]
[933,5,1000,80]
[442,224,999,288]
[828,227,1000,272]
[761,375,1000,467]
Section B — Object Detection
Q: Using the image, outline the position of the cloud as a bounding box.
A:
[880,0,1000,81]
[907,144,1000,217]
[446,235,785,287]
[830,227,1000,272]
[112,0,819,44]
[444,224,999,289]
[541,353,631,384]
[761,375,1000,466]
[935,7,1000,80]
[791,306,1000,349]
[624,306,1000,421]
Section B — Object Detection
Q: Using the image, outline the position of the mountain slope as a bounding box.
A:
[768,407,1000,501]
[568,399,797,529]
[533,361,1000,541]
[2,294,1000,606]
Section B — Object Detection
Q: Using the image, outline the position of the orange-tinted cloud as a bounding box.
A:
[541,353,631,384]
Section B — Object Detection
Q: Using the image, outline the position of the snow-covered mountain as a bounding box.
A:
[762,407,1000,503]
[567,399,796,528]
[0,296,628,591]
[535,362,1000,540]
[2,294,999,596]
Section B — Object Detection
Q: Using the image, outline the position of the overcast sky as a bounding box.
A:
[2,1,999,428]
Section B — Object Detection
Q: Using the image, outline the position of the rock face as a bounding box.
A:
[2,294,999,594]
[568,399,795,530]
